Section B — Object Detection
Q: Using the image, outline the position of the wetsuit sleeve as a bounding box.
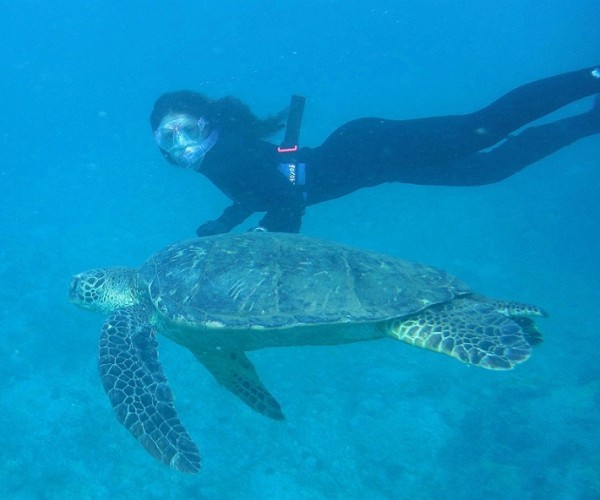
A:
[215,202,255,230]
[197,202,254,236]
[258,190,306,233]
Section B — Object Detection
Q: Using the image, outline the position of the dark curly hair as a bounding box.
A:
[150,91,287,139]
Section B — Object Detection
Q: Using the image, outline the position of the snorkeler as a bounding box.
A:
[150,65,600,236]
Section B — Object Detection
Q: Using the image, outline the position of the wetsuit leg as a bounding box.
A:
[473,67,600,138]
[322,67,600,162]
[307,67,599,201]
[417,110,600,186]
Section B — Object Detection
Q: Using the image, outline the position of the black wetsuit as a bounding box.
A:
[197,66,600,235]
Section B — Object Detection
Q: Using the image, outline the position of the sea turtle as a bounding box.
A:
[68,232,545,473]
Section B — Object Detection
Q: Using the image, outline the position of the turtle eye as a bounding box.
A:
[69,270,107,307]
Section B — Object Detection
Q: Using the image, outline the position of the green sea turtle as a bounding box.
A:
[68,232,545,473]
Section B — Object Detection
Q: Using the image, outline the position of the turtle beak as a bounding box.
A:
[68,269,114,312]
[68,274,83,304]
[69,273,95,308]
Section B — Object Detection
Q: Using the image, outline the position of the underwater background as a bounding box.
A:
[1,1,598,498]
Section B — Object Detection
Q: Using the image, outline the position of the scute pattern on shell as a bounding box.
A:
[138,233,470,329]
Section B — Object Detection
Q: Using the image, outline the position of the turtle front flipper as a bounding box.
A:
[383,298,542,370]
[192,348,285,420]
[99,305,201,472]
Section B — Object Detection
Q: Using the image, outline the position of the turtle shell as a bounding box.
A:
[139,232,470,329]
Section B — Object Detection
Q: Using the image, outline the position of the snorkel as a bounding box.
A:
[177,128,219,168]
[155,115,219,168]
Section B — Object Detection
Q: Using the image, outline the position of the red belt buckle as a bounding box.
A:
[277,145,298,153]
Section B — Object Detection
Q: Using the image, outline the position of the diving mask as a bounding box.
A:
[154,115,219,168]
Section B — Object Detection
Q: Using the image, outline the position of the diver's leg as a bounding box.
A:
[472,66,600,139]
[426,105,600,186]
[317,67,600,166]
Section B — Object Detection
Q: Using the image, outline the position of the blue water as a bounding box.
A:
[1,2,598,498]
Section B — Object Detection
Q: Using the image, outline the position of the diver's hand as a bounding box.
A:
[196,219,227,237]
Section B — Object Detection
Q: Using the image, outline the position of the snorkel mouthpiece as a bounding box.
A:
[178,129,219,167]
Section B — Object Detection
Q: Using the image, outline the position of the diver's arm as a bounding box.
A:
[258,190,306,233]
[196,202,254,236]
[259,207,304,233]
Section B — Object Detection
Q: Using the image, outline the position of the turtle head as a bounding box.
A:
[69,266,139,314]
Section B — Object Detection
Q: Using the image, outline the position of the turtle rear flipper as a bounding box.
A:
[510,316,543,346]
[384,299,542,370]
[480,298,545,346]
[473,296,548,319]
[99,305,201,473]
